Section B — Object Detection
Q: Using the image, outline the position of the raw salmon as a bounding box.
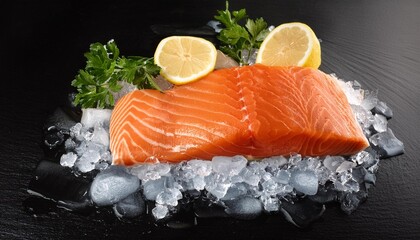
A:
[109,64,369,165]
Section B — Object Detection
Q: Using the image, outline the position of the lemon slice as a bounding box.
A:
[154,36,218,85]
[256,22,321,68]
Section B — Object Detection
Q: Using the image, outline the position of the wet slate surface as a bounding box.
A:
[2,0,420,239]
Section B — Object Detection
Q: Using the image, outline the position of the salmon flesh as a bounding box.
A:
[110,65,369,165]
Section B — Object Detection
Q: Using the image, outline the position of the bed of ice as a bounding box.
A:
[42,74,404,227]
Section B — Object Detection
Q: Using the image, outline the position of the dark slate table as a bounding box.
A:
[2,0,419,239]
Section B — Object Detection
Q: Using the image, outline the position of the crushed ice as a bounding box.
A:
[49,73,404,226]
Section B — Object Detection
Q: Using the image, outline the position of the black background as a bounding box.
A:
[2,0,420,239]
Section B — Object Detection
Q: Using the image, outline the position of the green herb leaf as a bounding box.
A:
[215,1,269,65]
[71,40,161,109]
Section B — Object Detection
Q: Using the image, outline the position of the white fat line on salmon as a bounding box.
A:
[127,101,240,137]
[109,94,139,127]
[140,91,239,118]
[121,121,174,150]
[171,144,199,152]
[124,112,175,137]
[112,129,150,157]
[311,81,356,135]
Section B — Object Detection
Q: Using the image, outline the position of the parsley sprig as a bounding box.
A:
[71,40,161,109]
[215,2,270,65]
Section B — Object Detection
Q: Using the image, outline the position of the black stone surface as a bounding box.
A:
[2,0,420,239]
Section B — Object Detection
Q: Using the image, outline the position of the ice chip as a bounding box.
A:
[241,48,258,65]
[60,152,78,167]
[274,169,291,184]
[76,149,101,173]
[192,176,206,191]
[187,160,212,176]
[290,169,318,195]
[212,155,247,176]
[361,89,378,111]
[339,191,368,215]
[352,105,374,129]
[207,20,222,33]
[373,114,388,133]
[152,204,169,220]
[91,124,110,148]
[81,108,112,129]
[70,123,83,139]
[113,192,145,218]
[221,183,248,201]
[112,81,138,104]
[336,161,357,173]
[239,167,260,186]
[143,177,166,201]
[64,138,77,151]
[288,153,302,166]
[260,195,280,212]
[205,173,231,199]
[156,188,182,206]
[369,128,404,158]
[89,166,140,206]
[130,163,171,181]
[323,156,345,172]
[225,196,263,220]
[337,79,364,105]
[373,101,393,119]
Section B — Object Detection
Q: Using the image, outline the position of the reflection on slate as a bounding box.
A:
[27,160,93,213]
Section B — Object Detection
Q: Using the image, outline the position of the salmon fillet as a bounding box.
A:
[110,64,369,165]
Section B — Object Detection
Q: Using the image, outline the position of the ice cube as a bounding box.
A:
[221,183,248,201]
[336,161,357,173]
[212,155,247,176]
[241,48,258,65]
[89,166,140,206]
[289,170,318,195]
[352,105,374,129]
[339,190,368,215]
[361,89,378,111]
[274,169,291,184]
[323,156,345,172]
[373,114,388,133]
[64,138,77,151]
[75,149,101,173]
[207,20,222,33]
[152,204,169,220]
[288,154,302,166]
[60,152,78,167]
[91,124,110,148]
[156,188,182,206]
[239,167,260,186]
[336,79,364,105]
[263,156,288,168]
[113,192,145,218]
[112,81,137,104]
[81,108,112,129]
[130,163,171,181]
[70,123,83,139]
[260,195,280,212]
[142,177,166,201]
[187,160,212,177]
[225,196,263,220]
[204,173,231,199]
[373,101,393,119]
[192,176,206,191]
[369,128,404,158]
